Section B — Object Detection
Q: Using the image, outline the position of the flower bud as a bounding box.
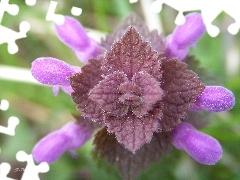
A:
[172,122,222,165]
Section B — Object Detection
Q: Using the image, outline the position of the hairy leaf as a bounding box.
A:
[104,103,163,153]
[102,27,162,81]
[74,115,103,129]
[93,127,172,180]
[70,58,104,121]
[160,59,205,131]
[89,71,129,117]
[101,13,165,53]
[131,71,164,116]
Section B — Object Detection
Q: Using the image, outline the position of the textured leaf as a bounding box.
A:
[102,27,162,81]
[104,103,163,153]
[101,13,165,53]
[93,127,172,180]
[89,71,129,117]
[160,59,205,131]
[131,71,164,117]
[74,115,103,130]
[70,58,104,121]
[89,70,164,118]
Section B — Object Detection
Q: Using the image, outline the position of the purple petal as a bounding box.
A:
[60,121,93,149]
[32,131,70,163]
[32,121,93,164]
[165,13,206,60]
[52,85,73,96]
[52,85,60,96]
[55,16,90,51]
[31,57,75,86]
[195,86,235,112]
[75,39,101,64]
[55,16,100,63]
[61,85,73,94]
[172,122,222,165]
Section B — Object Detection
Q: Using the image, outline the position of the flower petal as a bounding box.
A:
[32,131,70,163]
[195,86,235,112]
[32,121,93,164]
[55,16,100,62]
[55,16,91,51]
[165,13,206,60]
[172,122,222,165]
[31,57,74,86]
[60,121,94,149]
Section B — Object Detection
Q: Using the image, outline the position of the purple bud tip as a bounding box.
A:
[55,16,90,51]
[31,57,75,86]
[32,121,93,164]
[32,132,70,164]
[195,86,235,112]
[165,13,206,60]
[172,122,222,165]
[55,16,100,62]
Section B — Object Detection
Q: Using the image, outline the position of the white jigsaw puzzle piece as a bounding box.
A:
[129,0,138,3]
[0,116,19,136]
[0,21,30,54]
[0,163,17,180]
[0,0,19,23]
[16,151,49,180]
[46,1,65,25]
[25,0,37,6]
[71,6,82,16]
[0,0,31,54]
[151,0,240,37]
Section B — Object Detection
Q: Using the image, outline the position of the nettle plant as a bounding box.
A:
[31,13,235,179]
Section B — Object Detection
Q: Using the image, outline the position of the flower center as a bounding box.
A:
[118,82,142,106]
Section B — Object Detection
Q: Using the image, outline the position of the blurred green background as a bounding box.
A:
[0,0,240,179]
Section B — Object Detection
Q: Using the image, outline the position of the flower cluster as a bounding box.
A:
[31,13,235,179]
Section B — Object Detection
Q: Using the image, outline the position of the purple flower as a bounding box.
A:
[165,13,206,61]
[172,122,222,165]
[194,86,235,112]
[71,26,205,153]
[33,117,96,164]
[55,16,101,63]
[31,13,235,179]
[31,57,80,96]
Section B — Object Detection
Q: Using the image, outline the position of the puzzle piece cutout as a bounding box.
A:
[25,0,37,6]
[129,0,138,3]
[0,0,31,54]
[46,1,65,25]
[0,0,19,22]
[151,0,240,37]
[71,6,82,16]
[16,151,49,180]
[0,151,49,180]
[0,116,19,136]
[0,162,17,180]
